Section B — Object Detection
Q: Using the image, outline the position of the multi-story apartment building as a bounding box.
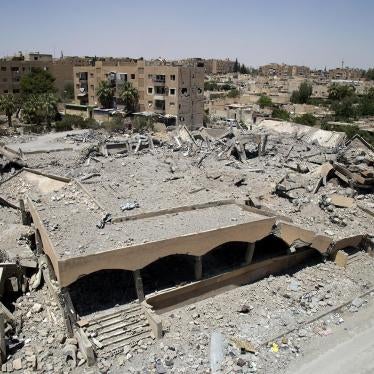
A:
[73,60,204,129]
[327,67,363,80]
[260,63,310,78]
[204,59,235,75]
[177,58,235,75]
[0,52,89,96]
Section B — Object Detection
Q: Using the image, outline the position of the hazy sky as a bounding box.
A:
[1,0,373,69]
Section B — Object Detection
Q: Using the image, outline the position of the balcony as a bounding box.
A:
[153,75,166,83]
[154,86,167,96]
[78,83,88,93]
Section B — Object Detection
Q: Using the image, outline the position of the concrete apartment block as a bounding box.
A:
[73,60,205,129]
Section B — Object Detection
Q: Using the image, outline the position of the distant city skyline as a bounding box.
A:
[0,0,373,69]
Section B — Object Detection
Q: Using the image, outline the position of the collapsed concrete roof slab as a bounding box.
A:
[275,221,333,253]
[275,221,365,255]
[28,195,276,287]
[5,130,91,155]
[0,168,68,206]
[0,224,35,263]
[3,168,367,289]
[259,120,346,148]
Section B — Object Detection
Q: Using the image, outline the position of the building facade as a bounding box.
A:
[327,67,363,80]
[0,52,89,96]
[260,63,310,78]
[204,59,235,75]
[73,60,204,129]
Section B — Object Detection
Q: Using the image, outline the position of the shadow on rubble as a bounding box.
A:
[68,270,137,317]
[0,161,23,173]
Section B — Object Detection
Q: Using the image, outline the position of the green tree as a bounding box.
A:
[21,94,58,125]
[221,83,235,91]
[294,113,317,127]
[290,81,313,104]
[290,90,300,104]
[298,81,313,103]
[364,68,374,80]
[257,95,273,108]
[233,58,239,73]
[0,94,18,127]
[204,81,219,91]
[328,83,355,101]
[20,68,56,97]
[227,88,240,98]
[358,88,374,116]
[331,96,357,121]
[62,82,75,101]
[96,81,114,109]
[42,93,59,125]
[239,64,250,74]
[271,108,290,121]
[118,81,139,113]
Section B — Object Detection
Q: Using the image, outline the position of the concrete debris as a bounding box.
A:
[120,201,140,211]
[230,337,256,353]
[62,343,77,367]
[96,213,112,229]
[329,194,355,208]
[334,250,349,268]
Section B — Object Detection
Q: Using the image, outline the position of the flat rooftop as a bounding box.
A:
[5,130,90,154]
[1,170,275,286]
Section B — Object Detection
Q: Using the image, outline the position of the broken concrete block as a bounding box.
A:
[76,319,89,328]
[351,297,364,308]
[75,328,95,367]
[230,337,256,353]
[330,194,354,208]
[335,250,349,268]
[63,344,77,367]
[31,303,43,313]
[12,358,22,371]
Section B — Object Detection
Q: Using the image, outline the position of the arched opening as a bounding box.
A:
[142,254,196,295]
[252,234,290,263]
[68,269,137,317]
[203,241,249,277]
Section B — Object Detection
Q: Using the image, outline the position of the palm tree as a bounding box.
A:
[118,82,139,114]
[0,94,18,127]
[96,81,114,109]
[21,94,58,125]
[41,93,58,125]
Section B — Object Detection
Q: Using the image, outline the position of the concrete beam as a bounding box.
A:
[19,199,30,225]
[75,328,95,366]
[141,302,163,339]
[35,230,42,255]
[146,249,314,311]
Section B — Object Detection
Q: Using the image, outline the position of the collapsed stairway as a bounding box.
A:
[85,303,154,357]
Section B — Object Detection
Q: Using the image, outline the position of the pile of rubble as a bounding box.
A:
[0,122,373,373]
[111,252,374,373]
